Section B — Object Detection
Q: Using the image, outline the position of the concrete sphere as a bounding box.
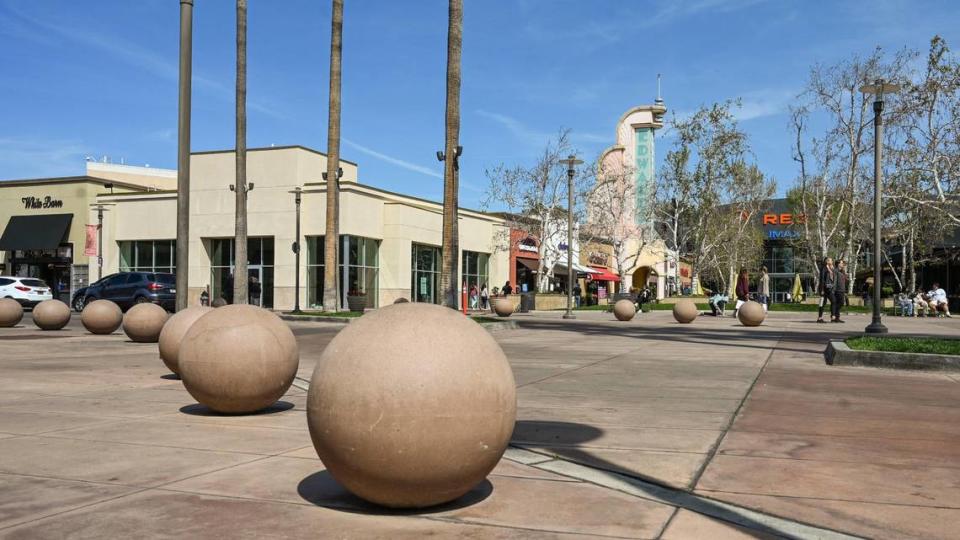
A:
[81,300,123,334]
[613,299,636,321]
[737,301,766,327]
[158,306,213,375]
[0,298,23,327]
[122,303,169,343]
[672,299,699,324]
[179,305,299,414]
[307,302,517,508]
[32,299,71,330]
[492,298,513,317]
[393,297,409,304]
[211,297,228,307]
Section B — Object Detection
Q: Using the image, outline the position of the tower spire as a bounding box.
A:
[655,74,664,105]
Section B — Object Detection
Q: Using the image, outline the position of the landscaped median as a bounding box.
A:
[278,310,518,332]
[825,335,960,371]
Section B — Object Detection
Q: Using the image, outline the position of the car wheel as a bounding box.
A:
[73,296,85,311]
[134,296,150,304]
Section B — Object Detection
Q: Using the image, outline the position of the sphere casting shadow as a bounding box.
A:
[296,471,493,515]
[81,300,122,334]
[179,305,299,414]
[33,299,71,330]
[123,303,168,342]
[307,302,516,509]
[179,400,294,416]
[158,306,213,375]
[613,299,636,321]
[492,298,513,317]
[672,299,698,324]
[211,297,228,307]
[393,297,409,304]
[737,301,766,327]
[0,298,23,327]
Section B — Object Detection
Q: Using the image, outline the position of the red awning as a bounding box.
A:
[588,266,620,282]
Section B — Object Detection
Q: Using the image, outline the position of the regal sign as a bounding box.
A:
[762,213,806,225]
[22,196,64,209]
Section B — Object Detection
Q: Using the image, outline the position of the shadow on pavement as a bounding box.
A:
[160,373,181,380]
[178,400,295,416]
[296,470,493,515]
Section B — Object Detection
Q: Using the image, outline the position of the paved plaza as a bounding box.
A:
[0,309,958,539]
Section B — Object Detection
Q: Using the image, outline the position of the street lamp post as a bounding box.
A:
[291,187,303,314]
[559,155,583,320]
[89,203,114,280]
[860,78,900,334]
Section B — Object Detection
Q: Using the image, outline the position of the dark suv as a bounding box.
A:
[74,272,176,311]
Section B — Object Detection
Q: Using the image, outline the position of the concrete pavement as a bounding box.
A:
[0,309,957,538]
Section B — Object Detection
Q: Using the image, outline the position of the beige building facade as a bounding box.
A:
[0,146,508,311]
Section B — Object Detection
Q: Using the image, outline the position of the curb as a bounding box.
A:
[825,339,960,371]
[278,314,353,324]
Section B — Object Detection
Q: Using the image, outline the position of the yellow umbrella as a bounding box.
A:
[791,273,803,302]
[694,278,705,296]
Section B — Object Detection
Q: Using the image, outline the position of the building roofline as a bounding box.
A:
[616,104,667,130]
[303,180,502,222]
[191,144,359,166]
[0,175,151,191]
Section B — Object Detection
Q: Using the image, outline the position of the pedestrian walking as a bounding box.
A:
[734,268,750,317]
[759,266,770,313]
[817,258,835,323]
[833,260,848,323]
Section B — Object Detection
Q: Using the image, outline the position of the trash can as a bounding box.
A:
[519,293,535,313]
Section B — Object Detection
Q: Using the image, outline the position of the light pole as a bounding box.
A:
[89,203,114,280]
[860,79,900,334]
[559,155,583,320]
[291,187,303,313]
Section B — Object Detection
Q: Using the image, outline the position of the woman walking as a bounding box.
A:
[734,268,750,317]
[832,260,848,323]
[817,258,835,323]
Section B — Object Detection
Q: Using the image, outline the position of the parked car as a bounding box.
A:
[74,271,176,312]
[0,276,54,307]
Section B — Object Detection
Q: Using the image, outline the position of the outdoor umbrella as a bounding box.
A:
[791,273,804,302]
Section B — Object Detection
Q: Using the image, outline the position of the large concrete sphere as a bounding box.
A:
[179,305,299,414]
[737,300,766,327]
[211,297,228,307]
[613,299,636,321]
[672,299,699,324]
[32,299,71,330]
[122,303,169,343]
[393,297,409,304]
[307,302,517,508]
[81,300,123,334]
[158,306,213,375]
[492,298,513,317]
[0,298,23,327]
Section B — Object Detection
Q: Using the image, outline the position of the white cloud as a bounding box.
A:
[341,138,443,179]
[476,109,607,146]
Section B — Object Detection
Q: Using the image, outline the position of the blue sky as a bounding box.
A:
[2,0,958,208]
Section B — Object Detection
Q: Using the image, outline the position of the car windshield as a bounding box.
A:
[155,274,175,285]
[20,279,47,287]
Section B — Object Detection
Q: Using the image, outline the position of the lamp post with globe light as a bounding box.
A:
[559,155,583,320]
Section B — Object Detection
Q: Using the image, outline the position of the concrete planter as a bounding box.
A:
[825,339,960,371]
[346,295,367,312]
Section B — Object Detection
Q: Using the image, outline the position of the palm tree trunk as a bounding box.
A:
[175,0,193,312]
[233,0,249,305]
[440,0,462,308]
[322,0,343,312]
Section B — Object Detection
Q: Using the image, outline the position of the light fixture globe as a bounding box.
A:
[32,299,71,330]
[178,304,299,414]
[81,300,123,334]
[122,303,169,342]
[737,300,766,327]
[672,299,698,324]
[158,306,213,375]
[613,299,636,321]
[307,302,517,508]
[0,298,23,327]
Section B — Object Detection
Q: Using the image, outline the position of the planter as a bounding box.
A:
[346,295,368,312]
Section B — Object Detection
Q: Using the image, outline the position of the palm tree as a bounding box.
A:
[233,0,249,305]
[440,0,462,308]
[322,0,343,312]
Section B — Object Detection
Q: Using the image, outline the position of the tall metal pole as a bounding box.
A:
[97,207,104,280]
[560,155,582,320]
[175,0,193,312]
[293,187,302,313]
[864,79,896,334]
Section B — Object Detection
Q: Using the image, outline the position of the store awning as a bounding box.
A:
[587,265,620,282]
[0,214,73,251]
[516,257,539,272]
[553,261,600,276]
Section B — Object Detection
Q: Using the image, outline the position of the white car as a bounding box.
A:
[0,276,54,307]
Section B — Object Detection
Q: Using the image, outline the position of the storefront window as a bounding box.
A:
[411,243,441,304]
[305,235,380,309]
[207,237,274,308]
[118,240,176,274]
[462,251,489,308]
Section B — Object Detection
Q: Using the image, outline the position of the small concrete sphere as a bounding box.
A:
[492,298,513,317]
[32,299,71,330]
[0,298,23,327]
[158,306,213,375]
[393,297,409,304]
[613,299,636,321]
[307,302,517,509]
[211,297,228,307]
[672,299,699,324]
[122,303,169,343]
[737,300,766,327]
[81,300,123,334]
[179,305,299,414]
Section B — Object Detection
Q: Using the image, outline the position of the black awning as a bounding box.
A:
[516,257,539,272]
[0,214,73,251]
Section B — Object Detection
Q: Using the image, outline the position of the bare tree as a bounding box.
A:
[439,0,463,308]
[714,162,775,290]
[322,0,344,311]
[233,0,248,305]
[587,161,654,286]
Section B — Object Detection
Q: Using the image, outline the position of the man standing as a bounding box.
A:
[759,266,770,313]
[833,260,848,323]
